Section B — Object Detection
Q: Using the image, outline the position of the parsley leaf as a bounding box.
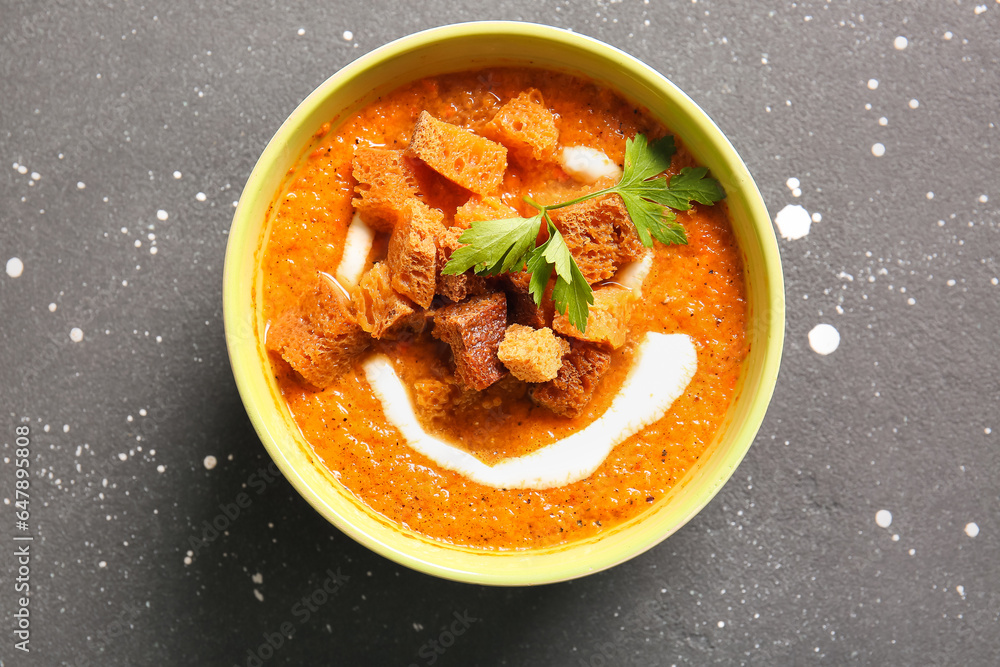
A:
[606,134,724,248]
[551,254,593,333]
[654,167,727,211]
[440,134,725,334]
[620,134,676,185]
[442,214,542,276]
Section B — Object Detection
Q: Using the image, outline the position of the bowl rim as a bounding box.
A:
[223,20,784,585]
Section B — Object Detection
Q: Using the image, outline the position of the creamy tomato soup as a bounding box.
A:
[259,68,747,550]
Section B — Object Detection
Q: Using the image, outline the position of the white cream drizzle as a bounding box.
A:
[559,146,622,183]
[362,332,697,490]
[335,212,375,288]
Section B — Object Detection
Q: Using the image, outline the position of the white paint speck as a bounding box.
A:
[30,171,40,181]
[956,585,966,599]
[172,170,182,179]
[717,621,725,628]
[63,424,70,433]
[195,192,206,202]
[808,324,840,355]
[203,455,217,470]
[871,143,886,157]
[907,297,916,306]
[979,194,988,203]
[974,4,988,14]
[926,192,934,199]
[413,622,424,631]
[965,522,980,537]
[98,561,107,568]
[156,465,166,473]
[786,177,800,190]
[252,572,263,584]
[77,181,86,189]
[986,427,993,435]
[944,31,953,40]
[774,204,812,240]
[908,99,920,109]
[6,257,24,278]
[69,327,84,342]
[253,589,264,602]
[811,212,822,223]
[878,116,888,126]
[875,509,893,528]
[156,209,168,221]
[343,30,353,41]
[867,78,879,90]
[184,555,192,565]
[297,28,305,36]
[150,246,158,255]
[48,302,57,312]
[118,452,128,461]
[134,239,142,248]
[909,548,915,556]
[894,35,908,50]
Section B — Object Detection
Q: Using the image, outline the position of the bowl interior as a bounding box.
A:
[223,22,784,585]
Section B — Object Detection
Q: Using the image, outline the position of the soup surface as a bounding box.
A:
[259,68,747,549]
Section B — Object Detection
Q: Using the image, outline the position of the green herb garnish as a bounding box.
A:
[442,134,725,332]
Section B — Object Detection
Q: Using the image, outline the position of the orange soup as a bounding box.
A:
[258,68,747,550]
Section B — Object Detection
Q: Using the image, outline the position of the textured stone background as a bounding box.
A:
[1,1,998,665]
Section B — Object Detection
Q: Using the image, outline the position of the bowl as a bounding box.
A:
[223,21,784,585]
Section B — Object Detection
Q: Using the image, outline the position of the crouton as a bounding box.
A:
[484,88,559,162]
[530,341,612,418]
[266,276,370,388]
[387,199,446,308]
[435,226,488,302]
[549,194,646,283]
[408,111,507,196]
[453,195,520,229]
[432,292,508,391]
[351,148,422,232]
[504,271,553,329]
[553,285,634,349]
[412,378,456,421]
[351,262,419,339]
[497,325,570,383]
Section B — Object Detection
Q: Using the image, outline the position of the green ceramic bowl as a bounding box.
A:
[223,22,784,585]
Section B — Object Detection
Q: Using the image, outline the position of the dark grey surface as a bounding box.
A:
[2,1,998,665]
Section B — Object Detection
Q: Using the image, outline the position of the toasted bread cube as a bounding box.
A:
[530,340,612,418]
[549,194,646,283]
[412,378,456,421]
[435,226,488,303]
[351,262,418,339]
[351,148,422,232]
[408,111,507,196]
[484,88,559,162]
[266,277,370,388]
[553,285,634,349]
[432,292,508,391]
[453,195,520,229]
[504,271,553,329]
[387,199,445,309]
[497,324,570,383]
